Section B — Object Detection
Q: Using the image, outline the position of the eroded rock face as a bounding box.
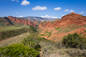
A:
[39,12,86,28]
[39,13,86,41]
[8,16,38,27]
[59,12,86,27]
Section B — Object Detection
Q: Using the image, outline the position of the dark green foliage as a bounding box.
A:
[29,26,37,32]
[0,44,39,57]
[62,33,86,49]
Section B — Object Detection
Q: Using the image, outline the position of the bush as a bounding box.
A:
[62,33,86,49]
[22,33,41,51]
[29,26,37,32]
[0,44,39,57]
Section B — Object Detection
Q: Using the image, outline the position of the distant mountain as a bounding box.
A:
[0,16,57,27]
[17,16,57,21]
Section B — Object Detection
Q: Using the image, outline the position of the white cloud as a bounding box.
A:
[19,16,24,17]
[16,16,24,17]
[21,0,30,6]
[32,6,47,11]
[64,9,69,12]
[41,15,57,18]
[70,10,74,12]
[54,7,62,11]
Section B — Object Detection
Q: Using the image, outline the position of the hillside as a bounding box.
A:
[59,12,86,27]
[0,17,13,26]
[0,13,86,57]
[39,13,86,41]
[0,16,53,27]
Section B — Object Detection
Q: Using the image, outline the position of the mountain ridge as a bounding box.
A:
[39,12,86,41]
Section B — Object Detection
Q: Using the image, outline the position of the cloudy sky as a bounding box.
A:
[0,0,86,18]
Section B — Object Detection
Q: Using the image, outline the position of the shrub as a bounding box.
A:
[0,44,39,57]
[29,26,37,32]
[22,33,41,51]
[62,33,86,49]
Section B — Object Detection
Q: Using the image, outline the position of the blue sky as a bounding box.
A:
[0,0,86,18]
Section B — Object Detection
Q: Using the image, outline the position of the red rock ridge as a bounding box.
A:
[58,12,86,27]
[39,13,86,41]
[8,16,38,27]
[39,12,86,28]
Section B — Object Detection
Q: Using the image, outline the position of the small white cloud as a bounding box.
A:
[80,11,84,15]
[70,10,74,12]
[64,9,69,12]
[41,15,57,18]
[16,16,24,17]
[21,0,30,6]
[32,6,47,11]
[19,16,24,17]
[54,7,62,11]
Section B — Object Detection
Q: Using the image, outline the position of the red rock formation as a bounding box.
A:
[8,16,38,27]
[59,12,86,27]
[39,12,86,28]
[39,13,86,41]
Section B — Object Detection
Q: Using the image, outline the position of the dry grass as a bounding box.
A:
[0,26,29,32]
[0,32,29,47]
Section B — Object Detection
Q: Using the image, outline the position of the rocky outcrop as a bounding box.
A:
[39,13,86,41]
[0,17,13,26]
[59,12,86,27]
[39,12,86,28]
[8,16,38,27]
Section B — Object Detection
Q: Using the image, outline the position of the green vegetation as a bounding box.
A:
[0,26,41,57]
[0,26,30,40]
[55,27,61,30]
[0,44,39,57]
[45,31,52,37]
[22,33,41,51]
[0,24,86,57]
[0,26,29,32]
[62,33,86,49]
[29,26,37,32]
[22,32,59,57]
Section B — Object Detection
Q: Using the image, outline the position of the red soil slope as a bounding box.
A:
[59,12,86,27]
[39,13,86,41]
